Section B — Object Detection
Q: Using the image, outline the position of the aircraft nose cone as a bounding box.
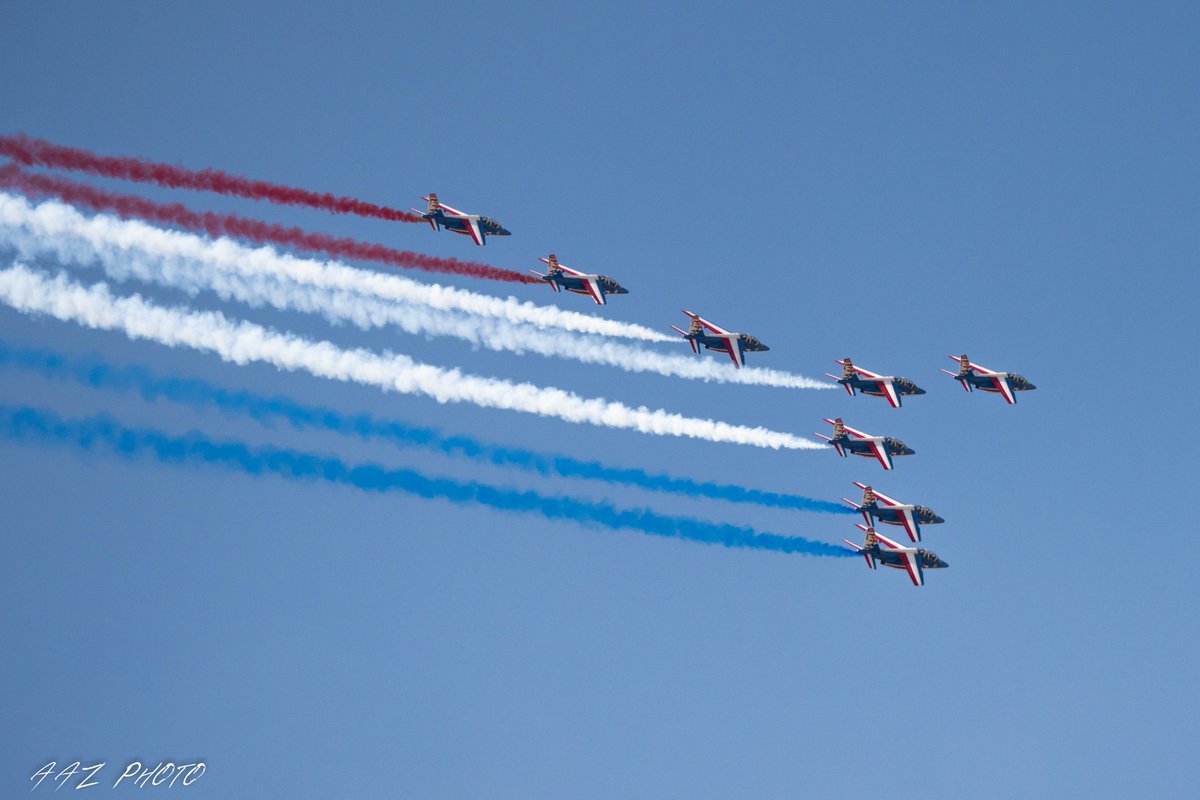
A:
[930,513,946,524]
[614,285,629,294]
[759,344,770,351]
[497,228,512,236]
[913,387,926,395]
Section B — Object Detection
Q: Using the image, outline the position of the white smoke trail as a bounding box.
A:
[0,264,824,450]
[0,194,834,390]
[0,192,673,342]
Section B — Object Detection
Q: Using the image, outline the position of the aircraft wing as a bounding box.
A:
[464,217,485,246]
[429,198,467,217]
[874,531,924,586]
[947,355,999,375]
[854,482,896,506]
[683,311,730,335]
[876,379,901,408]
[581,276,607,305]
[867,439,894,471]
[823,419,873,440]
[895,508,920,541]
[837,359,882,380]
[720,335,744,368]
[991,375,1017,404]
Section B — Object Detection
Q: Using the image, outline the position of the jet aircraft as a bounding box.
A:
[670,311,769,369]
[843,525,948,587]
[527,254,628,305]
[940,354,1036,404]
[813,418,914,471]
[842,482,944,543]
[825,358,925,408]
[411,193,510,246]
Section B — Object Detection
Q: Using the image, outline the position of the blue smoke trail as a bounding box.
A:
[0,342,853,515]
[0,403,853,558]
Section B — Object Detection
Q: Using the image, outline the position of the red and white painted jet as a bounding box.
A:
[669,311,769,369]
[528,254,628,305]
[825,358,925,408]
[813,417,915,471]
[842,482,944,543]
[940,354,1036,405]
[411,193,510,246]
[843,525,948,587]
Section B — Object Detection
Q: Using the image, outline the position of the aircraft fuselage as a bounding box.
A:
[842,375,925,398]
[550,273,627,298]
[429,212,511,239]
[833,436,914,459]
[868,545,949,571]
[688,332,769,354]
[959,371,1035,393]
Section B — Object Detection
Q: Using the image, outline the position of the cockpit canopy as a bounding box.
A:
[1006,373,1036,390]
[913,505,944,525]
[917,549,948,568]
[478,216,510,235]
[739,334,768,351]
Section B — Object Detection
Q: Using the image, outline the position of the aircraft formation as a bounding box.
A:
[414,193,1036,587]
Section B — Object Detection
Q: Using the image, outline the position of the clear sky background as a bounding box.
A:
[1,2,1197,797]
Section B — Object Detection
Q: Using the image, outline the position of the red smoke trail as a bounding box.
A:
[0,133,424,223]
[0,165,539,284]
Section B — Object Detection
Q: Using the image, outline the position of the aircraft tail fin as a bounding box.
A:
[861,526,879,549]
[841,358,856,380]
[843,536,877,569]
[825,372,856,395]
[546,253,562,274]
[427,193,441,214]
[670,325,700,353]
[958,354,971,375]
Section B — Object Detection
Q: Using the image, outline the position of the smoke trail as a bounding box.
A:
[0,342,852,513]
[0,265,824,450]
[0,164,537,284]
[0,191,672,342]
[0,404,853,557]
[0,194,832,388]
[0,133,424,223]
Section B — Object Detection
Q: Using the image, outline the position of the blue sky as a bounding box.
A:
[2,2,1197,797]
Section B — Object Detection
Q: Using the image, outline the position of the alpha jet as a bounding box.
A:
[669,311,769,369]
[940,354,1036,404]
[843,525,948,587]
[528,254,628,305]
[411,193,510,246]
[824,358,925,408]
[842,482,944,543]
[813,418,914,471]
